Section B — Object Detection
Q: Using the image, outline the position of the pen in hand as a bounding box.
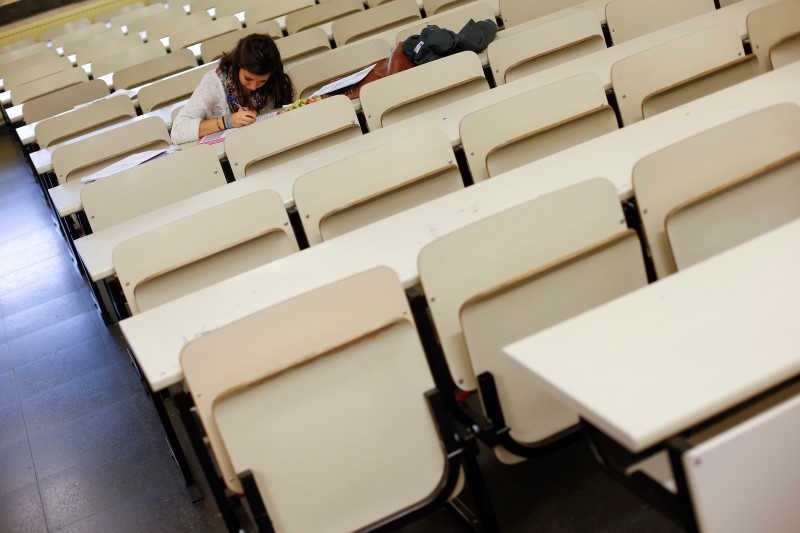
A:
[227,95,256,126]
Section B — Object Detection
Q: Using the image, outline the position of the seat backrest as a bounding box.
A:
[0,48,58,79]
[422,0,477,16]
[460,72,618,183]
[140,11,212,41]
[666,151,800,271]
[90,41,168,79]
[58,27,131,57]
[225,94,362,179]
[38,17,92,42]
[109,2,170,28]
[332,0,421,46]
[611,24,757,126]
[287,38,390,98]
[244,0,316,25]
[46,21,107,48]
[95,1,145,23]
[274,27,331,65]
[73,34,146,66]
[769,33,800,69]
[499,0,592,27]
[187,0,221,11]
[50,116,171,184]
[169,15,242,51]
[214,0,262,17]
[294,128,463,244]
[136,62,217,113]
[3,55,72,92]
[285,0,365,34]
[112,48,198,90]
[418,178,648,460]
[395,1,496,43]
[360,51,489,131]
[0,43,48,66]
[22,79,110,124]
[0,37,36,55]
[35,94,137,149]
[747,0,800,71]
[81,144,226,231]
[633,103,800,279]
[488,10,606,86]
[200,21,283,63]
[113,189,298,314]
[180,266,450,532]
[11,68,88,106]
[605,0,716,45]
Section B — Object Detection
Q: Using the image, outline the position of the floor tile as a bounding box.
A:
[0,343,11,374]
[0,238,69,281]
[0,254,86,318]
[0,403,27,450]
[0,369,19,410]
[20,362,140,437]
[0,483,47,533]
[13,336,114,401]
[4,289,95,342]
[0,225,65,265]
[38,443,179,531]
[0,437,37,497]
[8,311,101,369]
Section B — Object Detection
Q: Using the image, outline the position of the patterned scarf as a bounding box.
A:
[217,65,269,113]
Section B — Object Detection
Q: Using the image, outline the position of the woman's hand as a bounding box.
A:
[230,107,257,128]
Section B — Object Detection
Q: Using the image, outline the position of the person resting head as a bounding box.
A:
[170,33,295,144]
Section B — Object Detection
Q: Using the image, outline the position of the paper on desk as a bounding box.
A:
[311,63,377,97]
[80,148,177,183]
[198,111,281,144]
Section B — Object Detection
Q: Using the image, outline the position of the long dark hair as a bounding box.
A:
[219,33,295,108]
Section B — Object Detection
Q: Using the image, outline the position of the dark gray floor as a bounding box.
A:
[0,123,683,532]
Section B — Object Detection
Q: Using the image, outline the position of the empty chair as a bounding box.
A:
[50,21,112,48]
[214,0,264,17]
[112,48,198,90]
[418,178,648,463]
[287,38,390,98]
[59,28,134,58]
[73,34,147,67]
[244,0,316,26]
[488,10,606,85]
[460,72,618,183]
[499,0,594,27]
[187,0,221,12]
[81,144,226,231]
[332,0,421,46]
[35,94,137,149]
[113,189,298,314]
[0,37,36,55]
[108,2,165,28]
[605,0,716,45]
[135,12,212,42]
[0,47,56,79]
[395,1,496,43]
[95,2,145,23]
[11,68,88,106]
[294,128,464,245]
[50,116,171,184]
[168,15,242,51]
[200,21,283,63]
[22,79,110,124]
[747,0,800,71]
[284,0,364,34]
[179,266,492,532]
[38,17,92,42]
[90,41,168,79]
[3,56,72,93]
[274,27,331,65]
[136,63,217,113]
[633,103,800,278]
[611,24,760,126]
[423,0,478,16]
[360,51,489,131]
[225,94,361,179]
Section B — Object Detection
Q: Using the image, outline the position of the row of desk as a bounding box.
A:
[41,0,778,220]
[116,60,800,392]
